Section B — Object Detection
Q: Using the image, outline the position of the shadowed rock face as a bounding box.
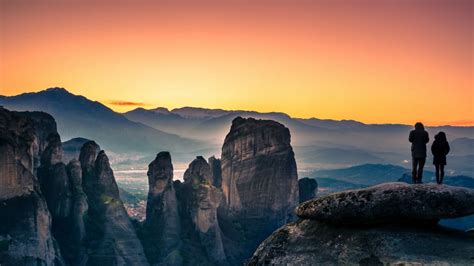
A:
[20,111,58,174]
[183,157,226,263]
[0,108,61,265]
[143,152,181,264]
[141,154,226,265]
[247,219,474,265]
[66,159,88,264]
[79,141,100,181]
[184,156,213,185]
[24,111,58,160]
[40,133,63,166]
[208,156,222,188]
[296,182,474,225]
[37,133,72,220]
[1,108,148,265]
[146,151,175,222]
[298,177,318,203]
[81,149,148,265]
[219,117,299,262]
[36,132,86,265]
[221,117,298,221]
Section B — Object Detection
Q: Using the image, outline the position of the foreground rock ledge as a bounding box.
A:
[247,219,474,265]
[296,182,474,225]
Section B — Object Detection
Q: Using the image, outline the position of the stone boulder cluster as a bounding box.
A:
[139,117,302,265]
[0,107,147,265]
[248,182,474,265]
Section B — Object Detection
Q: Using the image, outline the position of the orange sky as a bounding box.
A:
[0,0,472,125]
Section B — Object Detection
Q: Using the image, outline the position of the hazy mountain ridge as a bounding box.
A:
[2,88,473,173]
[0,88,206,162]
[310,163,474,192]
[126,105,474,173]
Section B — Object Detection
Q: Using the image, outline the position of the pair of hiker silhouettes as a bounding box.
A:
[409,122,450,184]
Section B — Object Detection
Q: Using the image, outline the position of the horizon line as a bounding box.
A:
[1,87,473,127]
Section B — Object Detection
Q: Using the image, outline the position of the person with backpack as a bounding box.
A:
[409,122,429,184]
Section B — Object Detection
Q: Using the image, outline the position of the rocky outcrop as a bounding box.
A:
[142,152,181,264]
[37,133,73,220]
[23,111,58,158]
[208,156,222,187]
[141,154,227,265]
[66,159,88,264]
[0,108,61,265]
[248,183,474,265]
[1,107,149,265]
[81,147,148,265]
[296,182,474,225]
[219,117,299,261]
[182,157,226,263]
[79,141,100,182]
[221,117,298,220]
[184,156,213,185]
[248,219,474,265]
[35,132,85,264]
[298,177,318,203]
[22,111,58,174]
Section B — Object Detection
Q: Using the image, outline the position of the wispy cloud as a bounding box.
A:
[107,100,147,106]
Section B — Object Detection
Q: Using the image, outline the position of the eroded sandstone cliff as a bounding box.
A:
[182,157,226,263]
[0,108,62,265]
[81,145,148,265]
[219,117,299,262]
[142,152,182,264]
[0,107,149,265]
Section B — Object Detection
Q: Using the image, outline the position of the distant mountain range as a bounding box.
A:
[0,88,209,162]
[1,88,473,172]
[124,103,473,173]
[309,163,474,195]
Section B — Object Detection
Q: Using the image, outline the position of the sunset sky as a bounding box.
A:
[0,0,472,125]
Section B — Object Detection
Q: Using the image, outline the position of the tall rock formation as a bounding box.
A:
[298,177,318,203]
[36,132,89,264]
[38,133,73,220]
[1,107,149,265]
[182,156,226,263]
[0,108,61,265]
[80,145,149,265]
[219,117,299,261]
[143,152,181,264]
[221,117,299,221]
[66,159,89,264]
[142,154,227,265]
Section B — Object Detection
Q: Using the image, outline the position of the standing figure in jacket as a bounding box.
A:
[409,122,429,184]
[431,132,450,184]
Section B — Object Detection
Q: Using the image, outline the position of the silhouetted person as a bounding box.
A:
[409,122,429,184]
[431,132,450,184]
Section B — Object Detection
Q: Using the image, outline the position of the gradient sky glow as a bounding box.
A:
[1,0,472,125]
